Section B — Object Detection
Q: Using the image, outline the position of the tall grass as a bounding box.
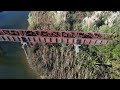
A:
[26,11,120,79]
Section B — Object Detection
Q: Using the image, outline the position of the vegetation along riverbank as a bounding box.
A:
[26,11,120,79]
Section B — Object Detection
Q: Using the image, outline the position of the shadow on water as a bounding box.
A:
[0,11,36,79]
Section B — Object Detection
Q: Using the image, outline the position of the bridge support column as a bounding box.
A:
[21,42,28,57]
[74,44,81,56]
[20,39,29,59]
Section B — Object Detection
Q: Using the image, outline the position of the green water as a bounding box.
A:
[0,11,36,79]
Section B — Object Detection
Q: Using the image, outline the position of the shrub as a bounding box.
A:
[27,11,120,79]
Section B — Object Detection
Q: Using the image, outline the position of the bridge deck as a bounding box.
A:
[0,29,112,45]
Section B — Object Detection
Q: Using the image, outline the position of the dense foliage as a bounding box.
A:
[27,11,120,79]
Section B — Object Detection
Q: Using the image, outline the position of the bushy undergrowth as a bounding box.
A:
[27,11,120,79]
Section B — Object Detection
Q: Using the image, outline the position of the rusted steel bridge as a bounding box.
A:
[0,29,112,45]
[0,29,112,56]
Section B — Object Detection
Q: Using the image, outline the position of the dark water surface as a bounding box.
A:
[0,11,36,79]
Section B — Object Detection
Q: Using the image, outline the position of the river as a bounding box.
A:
[0,11,36,79]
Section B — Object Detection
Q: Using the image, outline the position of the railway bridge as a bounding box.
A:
[0,29,112,56]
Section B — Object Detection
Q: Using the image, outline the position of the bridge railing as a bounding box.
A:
[0,29,112,45]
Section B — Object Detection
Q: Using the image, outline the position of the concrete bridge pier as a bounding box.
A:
[74,44,81,56]
[20,38,29,59]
